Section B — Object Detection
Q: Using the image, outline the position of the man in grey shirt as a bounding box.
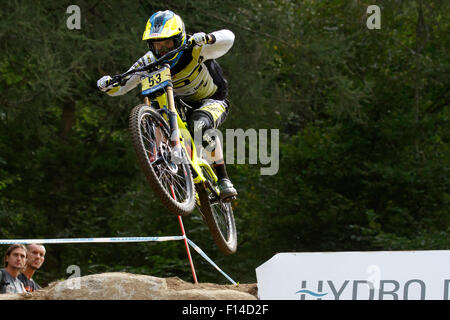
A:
[0,244,27,294]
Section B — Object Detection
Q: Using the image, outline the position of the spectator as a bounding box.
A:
[0,244,27,294]
[19,244,46,292]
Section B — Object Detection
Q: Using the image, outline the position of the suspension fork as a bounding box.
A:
[166,85,181,147]
[159,64,184,165]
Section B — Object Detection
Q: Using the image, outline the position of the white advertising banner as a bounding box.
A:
[255,250,450,300]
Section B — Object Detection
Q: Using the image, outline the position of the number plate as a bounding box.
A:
[141,67,171,94]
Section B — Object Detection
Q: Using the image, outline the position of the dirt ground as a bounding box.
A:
[0,273,258,300]
[165,276,258,298]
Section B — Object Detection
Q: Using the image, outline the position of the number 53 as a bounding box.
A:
[148,73,162,87]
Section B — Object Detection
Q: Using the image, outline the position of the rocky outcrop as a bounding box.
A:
[0,272,257,300]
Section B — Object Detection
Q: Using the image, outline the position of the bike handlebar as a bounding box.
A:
[110,41,195,86]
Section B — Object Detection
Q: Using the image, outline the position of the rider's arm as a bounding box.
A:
[200,29,235,60]
[105,51,156,96]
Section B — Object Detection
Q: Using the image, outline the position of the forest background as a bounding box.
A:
[0,0,448,286]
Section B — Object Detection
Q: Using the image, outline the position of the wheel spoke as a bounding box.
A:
[157,164,188,202]
[138,112,192,205]
[131,106,195,217]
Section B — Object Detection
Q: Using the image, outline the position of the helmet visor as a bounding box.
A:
[148,40,172,57]
[147,37,179,58]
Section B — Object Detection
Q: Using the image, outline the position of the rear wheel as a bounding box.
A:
[197,167,237,255]
[129,104,195,216]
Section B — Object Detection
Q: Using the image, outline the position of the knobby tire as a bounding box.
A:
[197,182,237,255]
[129,104,195,216]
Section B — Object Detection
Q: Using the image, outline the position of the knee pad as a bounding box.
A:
[188,110,216,150]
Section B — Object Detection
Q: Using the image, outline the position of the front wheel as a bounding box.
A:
[129,104,196,216]
[197,168,237,255]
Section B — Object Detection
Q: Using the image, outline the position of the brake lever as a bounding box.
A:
[109,75,122,86]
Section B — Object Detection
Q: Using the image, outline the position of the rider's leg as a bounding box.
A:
[188,99,237,201]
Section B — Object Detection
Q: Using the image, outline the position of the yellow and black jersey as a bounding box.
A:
[106,29,235,104]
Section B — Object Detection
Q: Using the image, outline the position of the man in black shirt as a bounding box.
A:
[18,244,46,292]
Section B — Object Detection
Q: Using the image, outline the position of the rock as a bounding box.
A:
[0,293,24,300]
[0,272,257,300]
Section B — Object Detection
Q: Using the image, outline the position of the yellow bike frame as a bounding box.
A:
[142,72,218,188]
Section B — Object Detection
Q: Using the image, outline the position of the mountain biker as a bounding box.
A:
[97,10,237,202]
